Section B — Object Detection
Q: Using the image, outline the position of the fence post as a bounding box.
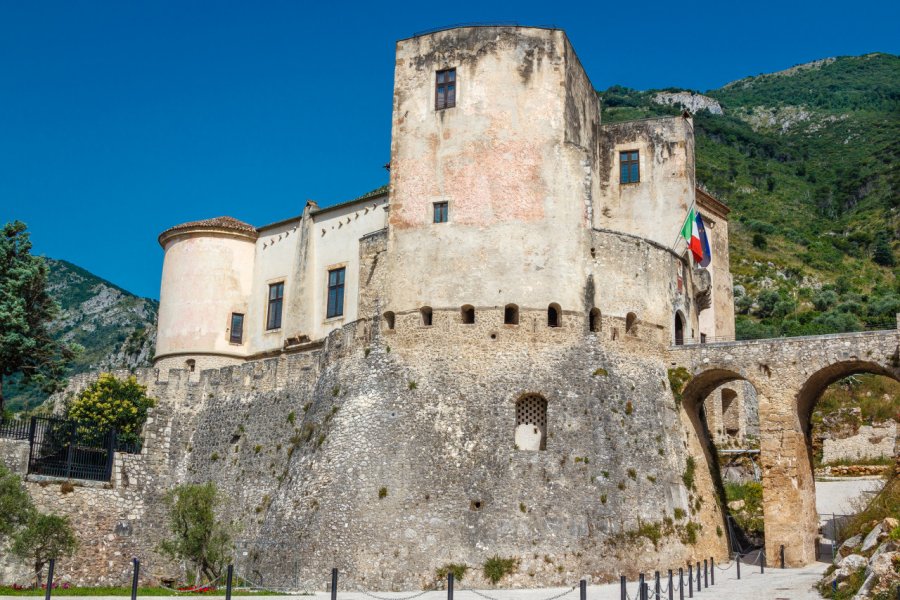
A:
[703,559,708,588]
[639,573,645,600]
[760,551,764,574]
[710,557,714,585]
[65,422,76,480]
[697,562,702,590]
[105,428,117,481]
[620,575,626,600]
[580,579,586,600]
[448,572,454,600]
[331,568,338,600]
[655,571,660,599]
[45,558,55,600]
[736,555,741,580]
[780,545,785,569]
[688,564,693,598]
[130,558,139,600]
[668,569,673,600]
[831,513,837,562]
[678,568,684,600]
[225,564,233,600]
[27,417,37,473]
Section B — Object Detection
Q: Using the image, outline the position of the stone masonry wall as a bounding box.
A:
[822,422,897,464]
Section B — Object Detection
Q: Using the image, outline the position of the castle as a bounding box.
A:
[7,24,893,588]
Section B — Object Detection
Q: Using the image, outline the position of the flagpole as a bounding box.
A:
[671,198,698,251]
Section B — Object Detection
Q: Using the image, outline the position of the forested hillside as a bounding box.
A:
[599,53,899,339]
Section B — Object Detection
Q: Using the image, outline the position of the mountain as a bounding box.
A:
[4,258,158,413]
[599,53,900,339]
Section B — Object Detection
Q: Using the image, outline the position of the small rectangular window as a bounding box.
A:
[620,150,640,184]
[327,268,345,319]
[436,68,456,110]
[433,201,448,223]
[230,313,244,344]
[266,282,284,330]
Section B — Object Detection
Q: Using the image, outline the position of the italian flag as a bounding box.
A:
[680,207,704,263]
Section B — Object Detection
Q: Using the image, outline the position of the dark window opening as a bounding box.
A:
[327,268,346,319]
[620,150,640,184]
[515,394,548,451]
[504,304,519,325]
[625,312,637,334]
[433,202,448,223]
[461,305,475,324]
[421,306,433,326]
[230,313,244,344]
[267,282,284,330]
[548,303,561,328]
[435,68,456,110]
[675,313,685,346]
[383,311,395,330]
[700,332,707,344]
[589,308,601,333]
[185,359,196,373]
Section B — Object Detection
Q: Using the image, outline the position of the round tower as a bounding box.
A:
[154,216,257,372]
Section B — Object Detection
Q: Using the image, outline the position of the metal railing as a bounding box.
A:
[26,416,116,482]
[674,324,896,347]
[0,417,31,440]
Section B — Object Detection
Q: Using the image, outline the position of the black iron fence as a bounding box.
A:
[0,417,30,440]
[26,416,116,482]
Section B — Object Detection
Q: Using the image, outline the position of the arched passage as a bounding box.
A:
[674,311,685,346]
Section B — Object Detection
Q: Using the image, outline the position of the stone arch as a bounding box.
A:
[461,305,475,324]
[674,311,686,346]
[514,393,548,451]
[547,303,561,328]
[383,311,395,330]
[589,308,601,332]
[185,359,196,372]
[504,304,519,325]
[420,306,433,326]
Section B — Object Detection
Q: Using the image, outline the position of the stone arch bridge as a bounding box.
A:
[668,324,899,567]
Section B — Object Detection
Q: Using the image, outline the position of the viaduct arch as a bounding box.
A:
[669,326,899,567]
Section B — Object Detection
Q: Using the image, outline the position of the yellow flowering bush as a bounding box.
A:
[65,374,156,446]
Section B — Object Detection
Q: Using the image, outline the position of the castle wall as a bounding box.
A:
[385,27,593,313]
[596,117,696,249]
[156,232,255,361]
[697,194,734,341]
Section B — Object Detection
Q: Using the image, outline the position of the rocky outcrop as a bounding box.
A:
[652,92,723,115]
[825,517,900,598]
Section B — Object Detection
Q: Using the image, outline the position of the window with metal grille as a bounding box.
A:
[230,313,244,344]
[433,201,448,223]
[620,150,640,184]
[515,394,548,451]
[436,68,456,110]
[327,268,345,319]
[267,282,284,330]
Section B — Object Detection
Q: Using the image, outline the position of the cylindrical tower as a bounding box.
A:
[154,216,257,371]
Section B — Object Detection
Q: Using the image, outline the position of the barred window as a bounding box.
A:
[515,394,548,451]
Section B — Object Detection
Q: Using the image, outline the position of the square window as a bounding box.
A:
[327,268,345,319]
[620,150,640,184]
[266,282,284,330]
[433,201,448,223]
[436,68,456,110]
[230,313,244,344]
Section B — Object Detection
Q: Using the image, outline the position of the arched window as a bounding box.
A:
[504,304,519,325]
[548,303,561,328]
[461,305,475,324]
[625,312,637,334]
[185,359,196,373]
[674,312,685,346]
[589,308,601,333]
[420,306,433,326]
[515,394,547,451]
[383,311,395,330]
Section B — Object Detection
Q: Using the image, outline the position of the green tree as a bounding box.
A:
[0,221,77,414]
[160,482,234,583]
[65,374,156,446]
[0,461,34,540]
[872,236,895,267]
[11,513,78,586]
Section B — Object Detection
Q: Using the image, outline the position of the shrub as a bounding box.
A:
[627,468,637,480]
[378,487,388,499]
[11,513,78,586]
[752,233,767,249]
[436,563,469,583]
[667,368,691,404]
[682,457,696,490]
[0,462,33,540]
[286,411,296,425]
[65,374,155,446]
[483,556,518,584]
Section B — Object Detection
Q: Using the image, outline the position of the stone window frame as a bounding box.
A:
[514,393,548,451]
[548,303,562,328]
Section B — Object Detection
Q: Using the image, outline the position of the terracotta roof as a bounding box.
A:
[159,216,258,245]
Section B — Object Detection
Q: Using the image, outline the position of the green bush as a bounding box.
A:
[483,556,518,584]
[66,374,155,446]
[436,563,469,583]
[11,513,78,586]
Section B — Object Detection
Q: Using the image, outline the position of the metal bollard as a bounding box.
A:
[655,571,661,599]
[668,570,673,600]
[131,558,140,600]
[225,564,233,600]
[688,564,693,598]
[639,573,645,600]
[678,568,684,600]
[780,545,785,569]
[704,559,708,588]
[696,562,702,591]
[580,579,586,600]
[45,558,55,600]
[448,572,454,600]
[761,552,765,574]
[620,575,626,600]
[331,568,338,600]
[710,557,714,585]
[736,555,741,579]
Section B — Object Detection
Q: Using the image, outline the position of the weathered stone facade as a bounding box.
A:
[821,422,897,464]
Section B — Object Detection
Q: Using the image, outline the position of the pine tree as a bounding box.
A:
[0,221,76,415]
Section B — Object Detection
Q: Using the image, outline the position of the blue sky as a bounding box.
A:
[1,0,898,299]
